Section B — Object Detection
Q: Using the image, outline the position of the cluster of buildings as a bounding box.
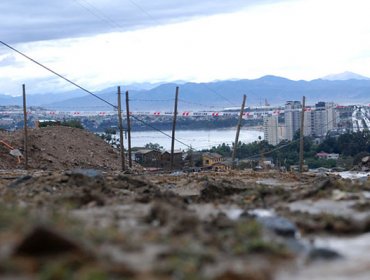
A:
[132,149,232,172]
[264,101,340,145]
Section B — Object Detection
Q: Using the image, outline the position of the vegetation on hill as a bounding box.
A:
[207,131,370,170]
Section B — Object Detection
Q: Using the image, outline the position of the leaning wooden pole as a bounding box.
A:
[126,90,132,168]
[232,94,247,169]
[117,86,126,171]
[299,96,306,174]
[170,86,179,171]
[22,84,28,170]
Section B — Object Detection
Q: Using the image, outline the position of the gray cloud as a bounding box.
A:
[0,0,284,43]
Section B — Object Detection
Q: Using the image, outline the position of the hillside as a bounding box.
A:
[45,76,370,110]
[2,75,370,110]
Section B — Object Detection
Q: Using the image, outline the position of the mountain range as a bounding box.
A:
[1,73,369,111]
[321,71,370,81]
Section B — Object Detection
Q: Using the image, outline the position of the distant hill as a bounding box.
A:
[321,71,370,81]
[0,90,86,107]
[2,75,370,110]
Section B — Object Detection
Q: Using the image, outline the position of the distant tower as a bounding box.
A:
[313,102,335,137]
[264,115,279,145]
[303,107,313,137]
[284,101,302,141]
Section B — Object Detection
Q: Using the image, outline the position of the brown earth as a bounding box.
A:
[0,168,369,279]
[1,128,370,279]
[0,126,122,170]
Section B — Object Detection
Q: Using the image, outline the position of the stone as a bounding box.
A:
[14,226,83,257]
[257,216,297,237]
[7,175,32,188]
[307,247,342,261]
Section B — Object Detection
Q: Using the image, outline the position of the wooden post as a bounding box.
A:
[22,84,28,170]
[117,86,125,171]
[299,96,306,174]
[170,86,179,171]
[126,90,132,168]
[232,95,247,169]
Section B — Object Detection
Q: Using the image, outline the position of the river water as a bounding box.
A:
[125,128,263,150]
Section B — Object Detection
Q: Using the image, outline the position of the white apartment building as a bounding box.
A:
[304,109,313,137]
[284,101,302,141]
[284,101,337,140]
[312,102,336,137]
[263,115,279,145]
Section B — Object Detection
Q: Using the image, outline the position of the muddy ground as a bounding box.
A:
[0,168,370,279]
[1,127,370,279]
[0,126,123,170]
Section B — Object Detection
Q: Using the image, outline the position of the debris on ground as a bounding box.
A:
[0,159,370,278]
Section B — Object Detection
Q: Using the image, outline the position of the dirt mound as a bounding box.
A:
[0,126,122,170]
[1,171,159,207]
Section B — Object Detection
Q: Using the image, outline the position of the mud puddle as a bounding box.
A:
[289,199,370,222]
[278,233,370,280]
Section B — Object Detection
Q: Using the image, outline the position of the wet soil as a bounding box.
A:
[0,126,125,170]
[0,167,369,279]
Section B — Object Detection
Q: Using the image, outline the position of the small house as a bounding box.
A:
[160,150,183,169]
[133,149,162,167]
[202,152,223,167]
[212,161,232,172]
[316,151,339,160]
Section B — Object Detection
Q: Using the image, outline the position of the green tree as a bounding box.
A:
[210,143,232,157]
[144,142,163,151]
[320,131,370,156]
[104,127,117,135]
[61,119,84,129]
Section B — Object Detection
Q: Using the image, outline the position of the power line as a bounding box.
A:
[125,0,161,25]
[130,98,174,102]
[78,0,241,108]
[73,0,239,108]
[242,110,342,161]
[178,98,224,110]
[129,114,191,149]
[199,82,239,107]
[0,40,193,149]
[0,40,116,109]
[72,0,122,30]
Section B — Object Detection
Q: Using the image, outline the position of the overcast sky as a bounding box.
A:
[1,0,370,96]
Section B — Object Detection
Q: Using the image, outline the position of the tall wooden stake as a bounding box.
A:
[299,96,306,174]
[170,86,179,171]
[126,90,132,168]
[22,84,28,170]
[117,86,125,171]
[232,95,247,169]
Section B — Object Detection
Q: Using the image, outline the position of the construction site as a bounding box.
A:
[2,0,370,278]
[0,123,369,279]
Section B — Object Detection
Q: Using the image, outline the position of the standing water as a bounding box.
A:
[122,128,263,150]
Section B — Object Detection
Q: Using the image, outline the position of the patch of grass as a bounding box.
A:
[39,259,108,280]
[157,244,214,280]
[246,238,288,255]
[0,204,29,232]
[235,220,262,239]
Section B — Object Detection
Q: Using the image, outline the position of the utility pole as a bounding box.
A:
[125,91,132,168]
[299,96,306,174]
[117,86,125,171]
[170,86,179,171]
[232,94,247,169]
[22,84,28,170]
